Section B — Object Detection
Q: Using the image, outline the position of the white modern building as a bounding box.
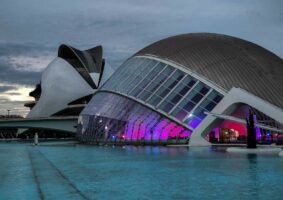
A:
[27,33,283,146]
[25,45,114,118]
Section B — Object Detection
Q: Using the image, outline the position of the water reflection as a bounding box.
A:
[1,143,283,200]
[246,154,259,199]
[123,145,190,156]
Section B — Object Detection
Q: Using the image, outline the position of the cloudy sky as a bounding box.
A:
[0,0,282,116]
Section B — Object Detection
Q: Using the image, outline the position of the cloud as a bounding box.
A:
[0,43,55,86]
[0,0,282,116]
[0,60,42,85]
[7,55,54,72]
[0,85,16,93]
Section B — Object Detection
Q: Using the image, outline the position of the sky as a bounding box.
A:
[0,0,282,116]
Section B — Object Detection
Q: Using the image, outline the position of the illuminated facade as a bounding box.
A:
[26,33,283,145]
[78,33,283,145]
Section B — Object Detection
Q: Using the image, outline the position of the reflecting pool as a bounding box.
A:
[0,142,282,200]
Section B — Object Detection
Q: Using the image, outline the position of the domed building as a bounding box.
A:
[77,33,283,146]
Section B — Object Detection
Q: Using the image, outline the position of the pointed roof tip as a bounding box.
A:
[87,45,103,52]
[58,44,103,57]
[56,44,105,89]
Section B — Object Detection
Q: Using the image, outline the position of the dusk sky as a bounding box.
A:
[0,0,282,116]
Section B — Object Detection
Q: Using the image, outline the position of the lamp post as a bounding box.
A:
[7,109,10,117]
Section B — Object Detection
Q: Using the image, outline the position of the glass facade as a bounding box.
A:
[78,92,191,144]
[102,57,223,130]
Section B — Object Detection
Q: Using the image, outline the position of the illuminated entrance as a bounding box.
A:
[206,105,283,145]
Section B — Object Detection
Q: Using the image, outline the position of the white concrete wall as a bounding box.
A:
[27,58,94,118]
[190,87,283,146]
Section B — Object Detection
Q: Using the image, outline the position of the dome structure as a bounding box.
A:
[78,33,283,146]
[135,33,283,109]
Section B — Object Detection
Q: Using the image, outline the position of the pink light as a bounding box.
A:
[219,120,246,136]
[160,119,171,140]
[179,130,191,138]
[165,123,180,139]
[131,120,141,140]
[152,120,167,140]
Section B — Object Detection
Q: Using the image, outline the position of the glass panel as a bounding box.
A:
[147,94,163,107]
[101,57,221,130]
[118,58,149,93]
[78,92,191,144]
[178,76,196,95]
[199,98,217,111]
[171,107,189,121]
[184,83,206,104]
[159,77,194,111]
[122,59,155,94]
[171,96,196,120]
[130,62,165,97]
[207,90,223,103]
[165,91,183,105]
[187,117,202,129]
[158,100,175,113]
[144,67,175,100]
[102,58,135,89]
[199,85,209,95]
[193,107,207,120]
[147,70,185,106]
[113,58,141,88]
[139,66,174,101]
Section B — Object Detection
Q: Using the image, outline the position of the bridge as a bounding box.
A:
[0,116,78,134]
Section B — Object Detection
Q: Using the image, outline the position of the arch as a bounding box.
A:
[58,44,104,88]
[190,87,283,146]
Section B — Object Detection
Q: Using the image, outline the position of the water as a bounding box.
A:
[0,142,282,200]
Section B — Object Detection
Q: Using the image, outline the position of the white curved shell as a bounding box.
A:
[27,58,94,118]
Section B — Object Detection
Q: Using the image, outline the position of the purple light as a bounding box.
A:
[253,115,261,140]
[214,128,220,140]
[138,122,146,140]
[179,130,191,138]
[188,117,201,129]
[144,115,159,140]
[125,120,134,140]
